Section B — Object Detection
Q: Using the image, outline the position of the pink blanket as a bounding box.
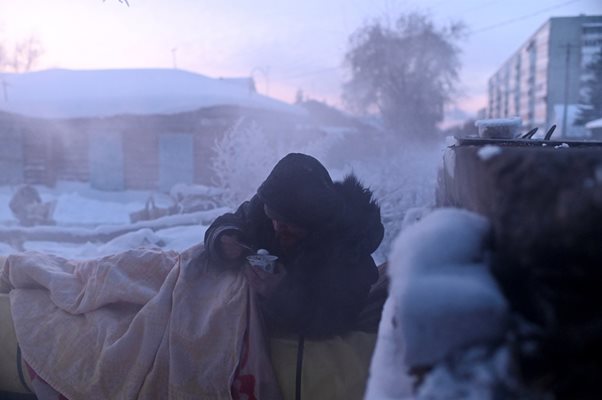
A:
[1,245,282,400]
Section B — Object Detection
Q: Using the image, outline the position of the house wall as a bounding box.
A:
[0,106,304,191]
[0,115,61,186]
[116,108,240,190]
[123,129,159,190]
[0,113,24,185]
[52,122,89,182]
[89,130,125,191]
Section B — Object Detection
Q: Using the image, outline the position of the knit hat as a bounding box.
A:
[257,153,340,229]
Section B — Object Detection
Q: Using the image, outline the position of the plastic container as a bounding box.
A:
[474,117,522,139]
[246,250,278,273]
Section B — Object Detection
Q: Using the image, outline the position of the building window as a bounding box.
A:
[583,39,602,47]
[583,26,602,34]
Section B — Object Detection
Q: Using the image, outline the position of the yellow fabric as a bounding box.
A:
[0,293,32,394]
[270,331,377,400]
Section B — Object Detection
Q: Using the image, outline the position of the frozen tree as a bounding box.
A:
[575,49,602,126]
[339,143,443,260]
[211,118,276,208]
[210,118,342,208]
[343,12,465,143]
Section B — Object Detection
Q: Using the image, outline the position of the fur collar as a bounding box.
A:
[332,174,384,254]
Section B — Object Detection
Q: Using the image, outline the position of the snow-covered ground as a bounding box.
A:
[0,139,442,264]
[4,150,515,399]
[0,181,225,259]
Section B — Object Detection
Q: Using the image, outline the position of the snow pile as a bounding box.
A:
[366,208,512,400]
[170,183,224,199]
[416,344,542,400]
[52,192,144,225]
[0,182,174,226]
[400,207,431,231]
[389,208,508,366]
[0,182,225,259]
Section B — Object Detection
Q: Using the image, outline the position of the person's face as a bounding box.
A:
[264,205,308,251]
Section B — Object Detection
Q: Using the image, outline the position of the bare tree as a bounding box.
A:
[8,36,43,72]
[343,12,465,143]
[0,36,43,73]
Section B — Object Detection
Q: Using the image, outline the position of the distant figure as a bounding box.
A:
[9,185,55,226]
[204,153,385,338]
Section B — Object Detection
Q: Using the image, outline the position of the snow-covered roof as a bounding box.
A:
[218,77,256,92]
[585,118,602,129]
[0,69,304,119]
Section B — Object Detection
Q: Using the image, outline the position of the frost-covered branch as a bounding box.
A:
[210,118,342,208]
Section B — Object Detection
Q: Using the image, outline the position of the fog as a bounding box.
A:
[1,3,602,400]
[0,0,599,256]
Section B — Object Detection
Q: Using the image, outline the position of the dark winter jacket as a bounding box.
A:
[203,174,384,339]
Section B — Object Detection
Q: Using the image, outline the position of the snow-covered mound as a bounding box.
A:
[366,208,511,400]
[0,68,305,119]
[0,182,225,259]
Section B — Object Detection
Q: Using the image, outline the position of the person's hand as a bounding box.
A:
[219,233,245,261]
[244,263,286,299]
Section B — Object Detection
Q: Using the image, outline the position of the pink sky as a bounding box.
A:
[1,0,600,117]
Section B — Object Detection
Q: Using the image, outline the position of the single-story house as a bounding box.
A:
[0,68,307,191]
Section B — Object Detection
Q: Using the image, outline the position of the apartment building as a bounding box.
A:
[487,15,602,138]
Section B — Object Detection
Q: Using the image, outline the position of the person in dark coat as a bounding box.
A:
[204,153,384,339]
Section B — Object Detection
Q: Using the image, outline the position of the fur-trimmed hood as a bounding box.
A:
[332,174,384,255]
[260,174,384,338]
[204,164,384,338]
